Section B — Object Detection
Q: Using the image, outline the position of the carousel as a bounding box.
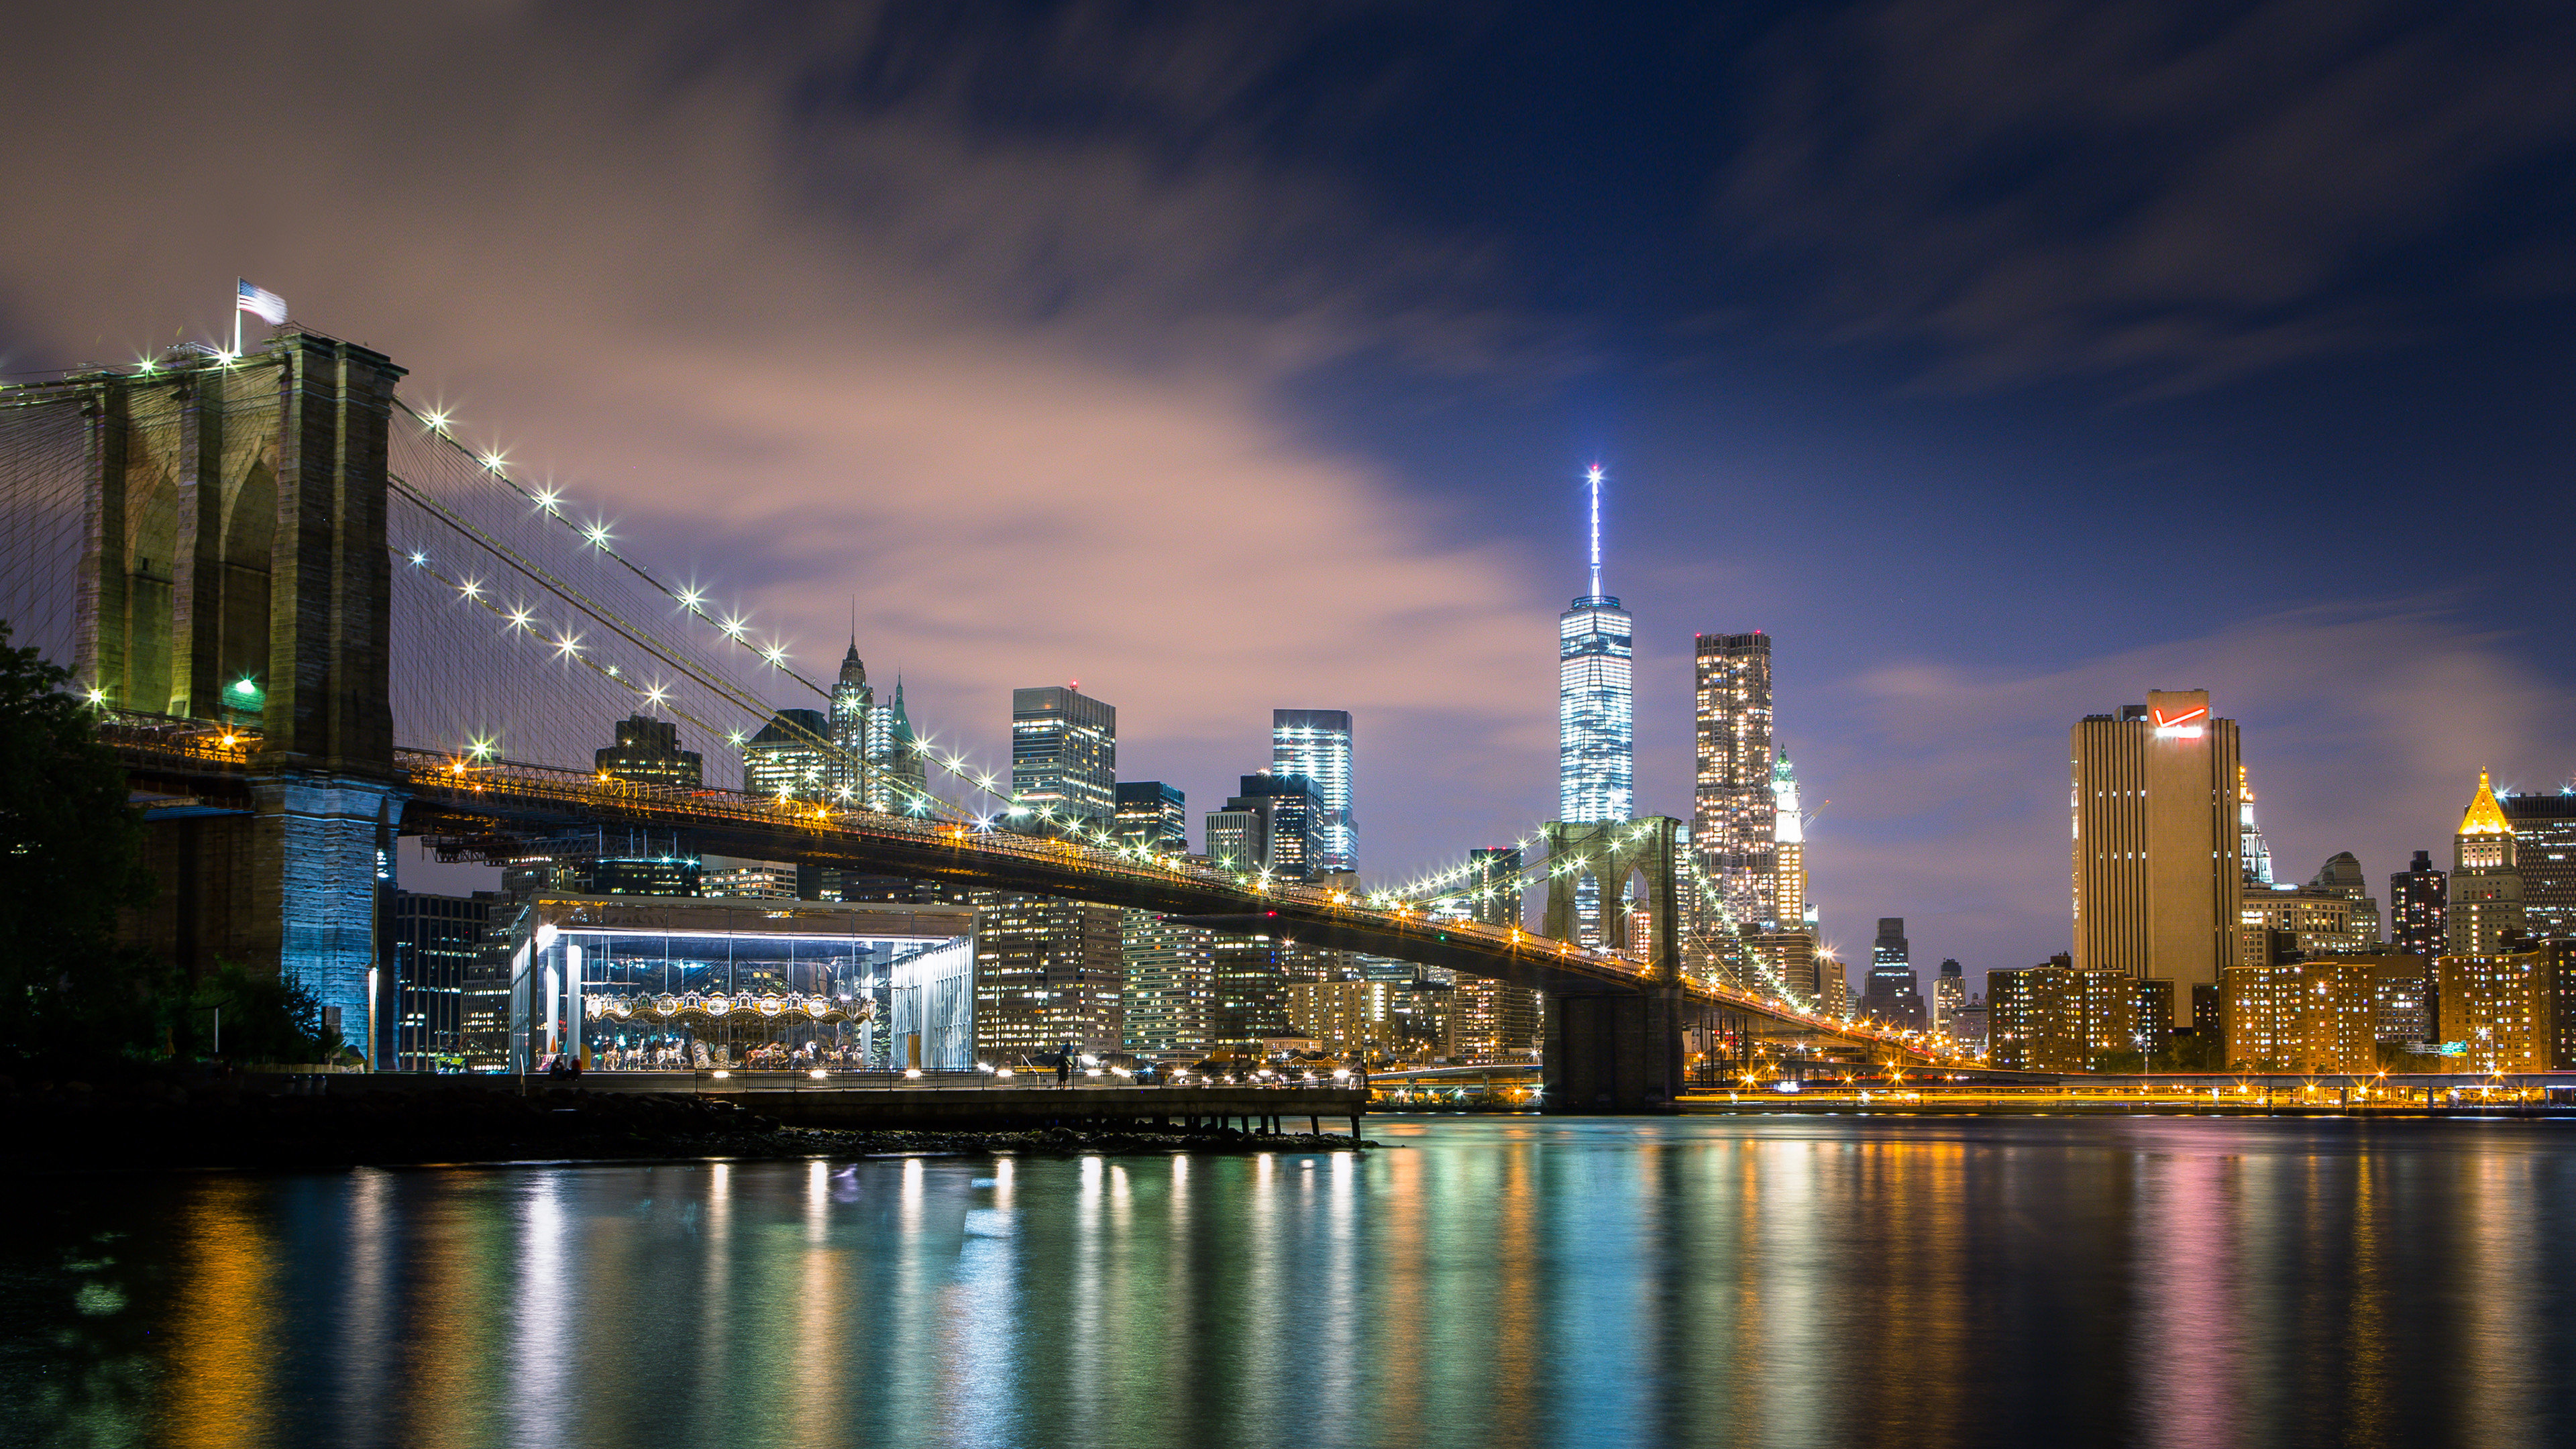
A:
[582,989,879,1071]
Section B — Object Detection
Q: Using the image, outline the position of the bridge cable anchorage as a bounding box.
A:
[392,399,1030,819]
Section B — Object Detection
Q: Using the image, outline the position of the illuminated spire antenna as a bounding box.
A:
[1587,464,1604,598]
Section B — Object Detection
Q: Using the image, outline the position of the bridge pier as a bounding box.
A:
[1543,985,1688,1113]
[1537,816,1688,1114]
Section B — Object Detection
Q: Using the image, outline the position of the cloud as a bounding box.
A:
[1803,600,2571,983]
[0,2,1566,872]
[1722,0,2576,393]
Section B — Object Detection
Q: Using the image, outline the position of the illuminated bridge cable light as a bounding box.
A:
[387,400,1024,816]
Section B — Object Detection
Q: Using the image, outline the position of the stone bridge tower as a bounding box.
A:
[62,329,407,1061]
[1540,815,1688,1110]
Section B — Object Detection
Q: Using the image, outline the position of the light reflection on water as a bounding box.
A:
[7,1115,2576,1448]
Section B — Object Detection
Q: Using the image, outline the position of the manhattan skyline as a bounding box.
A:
[1,4,2571,985]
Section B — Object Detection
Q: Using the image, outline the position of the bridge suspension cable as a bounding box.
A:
[384,398,1032,822]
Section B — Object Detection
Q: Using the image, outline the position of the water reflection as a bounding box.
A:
[8,1117,2576,1448]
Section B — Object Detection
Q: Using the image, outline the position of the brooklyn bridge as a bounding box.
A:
[1,325,1953,1110]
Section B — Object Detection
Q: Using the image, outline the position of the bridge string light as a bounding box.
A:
[395,399,1642,883]
[391,397,1047,820]
[390,494,1020,821]
[394,543,982,822]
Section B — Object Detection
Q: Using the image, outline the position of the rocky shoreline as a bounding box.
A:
[4,1078,1377,1174]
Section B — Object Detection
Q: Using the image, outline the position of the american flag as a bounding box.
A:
[235,279,288,325]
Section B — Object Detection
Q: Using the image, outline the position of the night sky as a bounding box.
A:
[5,2,2571,987]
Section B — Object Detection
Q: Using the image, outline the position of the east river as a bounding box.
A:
[8,1115,2576,1448]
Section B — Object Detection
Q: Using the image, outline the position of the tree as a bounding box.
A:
[189,960,341,1065]
[0,623,157,1059]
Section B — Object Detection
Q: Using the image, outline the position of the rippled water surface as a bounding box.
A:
[8,1114,2576,1448]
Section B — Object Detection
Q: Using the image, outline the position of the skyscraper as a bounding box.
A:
[2304,851,2382,949]
[1694,631,1774,928]
[2239,766,2273,885]
[1560,466,1633,949]
[1933,958,1966,1037]
[1769,753,1808,932]
[2070,690,2244,1030]
[876,678,930,813]
[742,707,833,799]
[1560,466,1633,827]
[2502,789,2576,941]
[1273,709,1356,872]
[1860,916,1926,1028]
[830,643,875,805]
[1010,685,1116,830]
[2390,849,2448,956]
[2448,771,2523,957]
[596,714,702,788]
[1204,773,1324,880]
[1114,781,1188,853]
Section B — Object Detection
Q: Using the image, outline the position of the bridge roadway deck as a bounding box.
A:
[106,728,1944,1065]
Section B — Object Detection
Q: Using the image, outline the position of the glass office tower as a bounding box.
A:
[1272,709,1356,873]
[1559,469,1633,826]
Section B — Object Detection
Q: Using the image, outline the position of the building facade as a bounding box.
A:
[1113,781,1189,853]
[972,893,1124,1061]
[1860,917,1926,1030]
[2305,851,2383,949]
[1769,754,1809,934]
[2390,850,2449,957]
[2435,942,2576,1074]
[1932,959,1966,1037]
[2352,953,2433,1045]
[1205,773,1325,880]
[700,859,798,900]
[2502,791,2576,941]
[2220,959,2378,1073]
[2239,766,2274,885]
[1120,910,1214,1059]
[392,890,496,1071]
[742,707,833,800]
[2070,690,2243,1027]
[1010,685,1117,830]
[1693,631,1774,929]
[2237,887,2363,969]
[1988,957,2168,1071]
[1272,710,1356,873]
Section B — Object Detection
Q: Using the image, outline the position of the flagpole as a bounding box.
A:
[232,278,242,358]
